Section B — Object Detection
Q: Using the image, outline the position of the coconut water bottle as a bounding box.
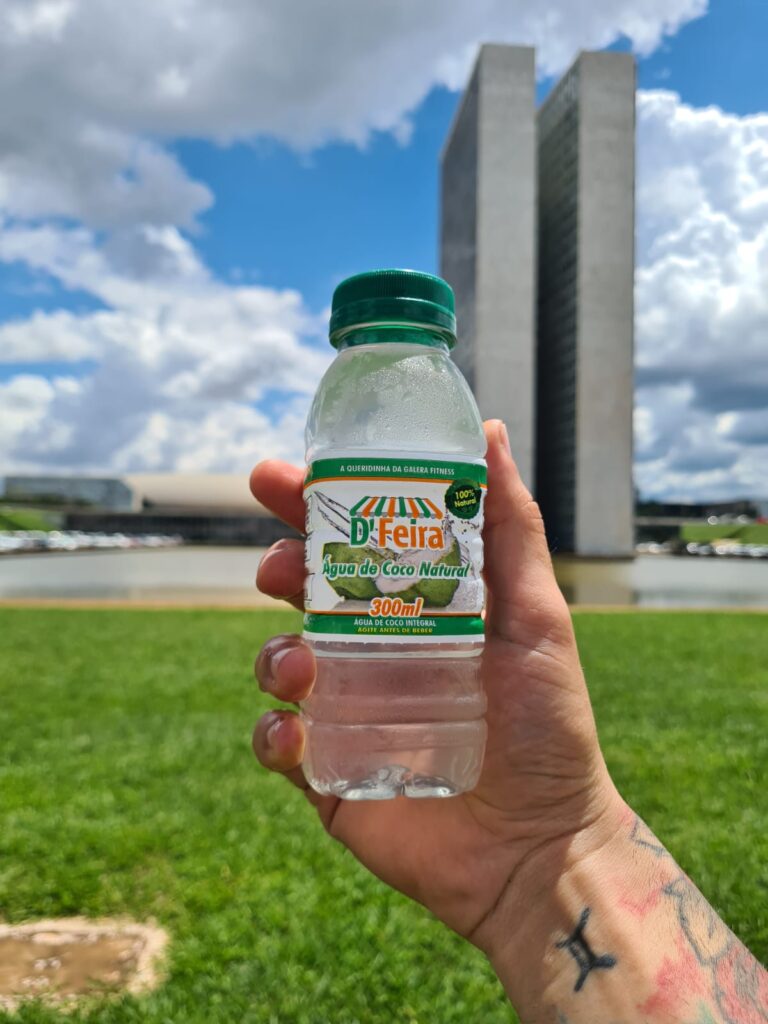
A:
[302,270,487,799]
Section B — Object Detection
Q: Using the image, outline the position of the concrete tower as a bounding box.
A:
[536,51,635,556]
[440,45,635,556]
[440,44,537,489]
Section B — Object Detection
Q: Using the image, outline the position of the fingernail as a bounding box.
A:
[260,645,294,694]
[270,646,291,680]
[266,714,282,750]
[256,548,277,576]
[498,421,511,455]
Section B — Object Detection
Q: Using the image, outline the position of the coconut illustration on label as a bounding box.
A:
[307,484,484,612]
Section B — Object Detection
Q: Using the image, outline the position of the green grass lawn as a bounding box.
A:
[0,507,55,532]
[0,609,766,1023]
[681,522,768,544]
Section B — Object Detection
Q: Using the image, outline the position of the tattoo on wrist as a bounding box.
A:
[663,874,768,1023]
[555,907,617,992]
[629,815,669,858]
[550,819,767,1023]
[631,817,768,1022]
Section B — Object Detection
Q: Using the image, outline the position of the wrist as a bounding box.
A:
[479,794,767,1023]
[476,784,632,1007]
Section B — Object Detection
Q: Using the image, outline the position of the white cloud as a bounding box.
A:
[0,0,706,229]
[0,224,329,473]
[635,91,768,501]
[112,402,311,474]
[3,0,74,40]
[0,375,57,442]
[0,220,210,305]
[719,408,768,447]
[6,0,763,501]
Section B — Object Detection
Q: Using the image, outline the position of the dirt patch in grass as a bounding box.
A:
[0,918,168,1012]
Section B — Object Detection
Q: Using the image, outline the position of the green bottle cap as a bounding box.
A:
[329,269,456,347]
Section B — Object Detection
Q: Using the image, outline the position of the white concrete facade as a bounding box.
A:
[440,44,537,489]
[441,44,635,556]
[574,52,635,556]
[537,51,635,556]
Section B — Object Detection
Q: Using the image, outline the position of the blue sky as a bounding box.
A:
[1,0,767,499]
[4,0,764,318]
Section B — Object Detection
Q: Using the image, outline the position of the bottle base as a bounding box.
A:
[309,766,460,801]
[300,717,487,800]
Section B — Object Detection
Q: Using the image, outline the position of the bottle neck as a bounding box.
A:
[334,323,451,353]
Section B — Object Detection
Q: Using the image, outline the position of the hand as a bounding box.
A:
[249,420,625,958]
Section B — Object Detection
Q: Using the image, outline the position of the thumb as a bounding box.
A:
[481,420,571,643]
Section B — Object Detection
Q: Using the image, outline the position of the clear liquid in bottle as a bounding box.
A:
[302,271,487,800]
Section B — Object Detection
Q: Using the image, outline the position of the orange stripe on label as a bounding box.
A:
[423,498,444,520]
[387,496,397,517]
[360,496,379,517]
[406,497,420,517]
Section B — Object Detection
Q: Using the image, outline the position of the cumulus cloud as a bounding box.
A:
[0,0,706,229]
[0,0,710,478]
[0,368,313,473]
[635,91,768,500]
[720,408,768,447]
[7,0,765,501]
[0,225,329,472]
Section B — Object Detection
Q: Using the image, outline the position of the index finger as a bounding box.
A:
[250,460,305,533]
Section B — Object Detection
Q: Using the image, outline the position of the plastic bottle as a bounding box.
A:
[302,269,487,799]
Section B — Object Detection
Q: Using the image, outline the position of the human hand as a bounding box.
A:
[250,420,625,961]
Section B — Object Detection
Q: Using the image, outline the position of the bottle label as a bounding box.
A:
[303,456,486,643]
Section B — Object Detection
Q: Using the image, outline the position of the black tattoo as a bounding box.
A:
[629,815,668,858]
[555,908,617,992]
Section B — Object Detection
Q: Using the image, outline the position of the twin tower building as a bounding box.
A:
[440,45,635,556]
